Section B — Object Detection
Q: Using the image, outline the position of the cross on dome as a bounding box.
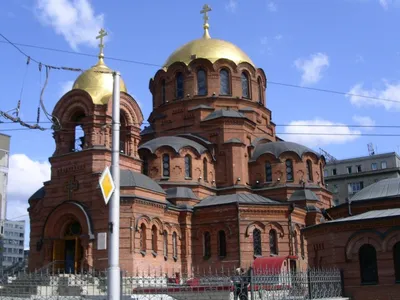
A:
[200,4,212,39]
[96,28,108,63]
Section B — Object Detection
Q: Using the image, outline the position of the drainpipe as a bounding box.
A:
[346,197,352,216]
[237,202,242,268]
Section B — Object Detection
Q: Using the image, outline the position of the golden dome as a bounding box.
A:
[163,37,255,68]
[72,28,127,105]
[164,4,254,68]
[72,59,127,105]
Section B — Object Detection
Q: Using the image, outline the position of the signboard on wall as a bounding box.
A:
[97,232,107,250]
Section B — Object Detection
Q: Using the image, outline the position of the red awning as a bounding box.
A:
[252,256,297,275]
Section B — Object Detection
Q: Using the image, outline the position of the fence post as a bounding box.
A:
[307,269,312,300]
[340,269,345,297]
[250,267,254,300]
[120,270,123,299]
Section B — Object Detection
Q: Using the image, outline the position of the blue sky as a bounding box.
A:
[1,0,400,246]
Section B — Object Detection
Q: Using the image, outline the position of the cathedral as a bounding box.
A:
[27,5,332,275]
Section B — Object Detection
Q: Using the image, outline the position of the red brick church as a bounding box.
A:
[27,6,332,275]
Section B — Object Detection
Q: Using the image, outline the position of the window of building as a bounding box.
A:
[394,242,400,283]
[286,159,294,181]
[269,229,278,255]
[151,225,158,253]
[197,69,207,96]
[359,244,378,285]
[185,155,192,178]
[203,158,208,181]
[265,162,272,182]
[241,72,250,98]
[294,231,299,255]
[348,182,364,195]
[306,160,313,181]
[218,230,227,257]
[323,169,328,177]
[333,199,340,206]
[347,166,352,174]
[176,72,184,99]
[300,232,305,259]
[257,77,263,103]
[371,163,378,170]
[140,224,146,252]
[332,168,337,176]
[162,154,170,177]
[220,69,230,95]
[253,228,262,256]
[142,157,149,176]
[172,232,178,259]
[381,161,387,169]
[203,231,211,258]
[356,165,362,173]
[333,184,338,193]
[161,79,166,104]
[163,231,168,258]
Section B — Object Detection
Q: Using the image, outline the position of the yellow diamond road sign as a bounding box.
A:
[99,166,115,205]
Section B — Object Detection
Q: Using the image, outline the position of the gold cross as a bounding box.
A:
[96,28,108,57]
[200,4,212,25]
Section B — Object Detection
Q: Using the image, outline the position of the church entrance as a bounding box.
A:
[52,221,83,273]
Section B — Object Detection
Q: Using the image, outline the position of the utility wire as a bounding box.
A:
[1,38,400,105]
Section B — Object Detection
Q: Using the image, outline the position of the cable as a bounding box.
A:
[1,38,400,105]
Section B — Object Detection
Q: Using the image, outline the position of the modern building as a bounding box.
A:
[0,133,10,221]
[28,6,332,275]
[323,152,400,205]
[1,220,25,268]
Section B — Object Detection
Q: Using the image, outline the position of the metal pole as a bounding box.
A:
[108,71,121,299]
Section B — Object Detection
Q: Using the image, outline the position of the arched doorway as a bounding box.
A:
[53,221,83,273]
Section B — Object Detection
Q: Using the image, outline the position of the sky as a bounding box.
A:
[1,0,400,248]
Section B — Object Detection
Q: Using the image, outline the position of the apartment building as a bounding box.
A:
[324,152,400,205]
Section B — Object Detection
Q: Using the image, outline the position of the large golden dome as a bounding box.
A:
[72,59,127,105]
[164,37,254,68]
[164,4,254,68]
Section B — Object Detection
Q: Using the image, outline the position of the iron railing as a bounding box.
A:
[0,267,344,300]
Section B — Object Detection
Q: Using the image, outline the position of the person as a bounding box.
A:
[232,267,251,300]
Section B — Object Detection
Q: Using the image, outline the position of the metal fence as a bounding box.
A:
[0,267,344,300]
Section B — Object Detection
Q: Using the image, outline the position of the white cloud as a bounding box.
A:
[225,0,238,12]
[352,115,375,130]
[347,81,400,111]
[60,80,74,97]
[294,53,329,85]
[379,0,389,9]
[282,119,361,147]
[35,0,104,50]
[267,1,277,12]
[7,154,51,249]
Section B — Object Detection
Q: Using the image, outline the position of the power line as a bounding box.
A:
[1,39,400,105]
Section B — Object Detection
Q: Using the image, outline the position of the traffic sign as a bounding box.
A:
[99,166,115,205]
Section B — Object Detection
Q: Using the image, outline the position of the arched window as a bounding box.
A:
[140,224,146,252]
[142,157,149,176]
[162,154,170,177]
[151,225,158,253]
[120,113,128,155]
[203,231,211,258]
[306,160,313,181]
[161,79,166,104]
[197,69,207,96]
[269,229,278,255]
[265,162,272,182]
[185,155,192,178]
[220,69,230,95]
[294,231,299,255]
[172,232,178,258]
[71,112,85,152]
[253,228,262,256]
[176,72,184,99]
[203,158,208,181]
[241,72,250,98]
[163,231,168,258]
[218,230,227,257]
[394,242,400,282]
[286,159,294,181]
[359,244,378,284]
[300,232,305,258]
[258,77,263,103]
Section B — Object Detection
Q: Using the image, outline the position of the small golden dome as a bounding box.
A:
[72,59,127,105]
[164,4,254,68]
[163,37,255,68]
[72,28,127,105]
